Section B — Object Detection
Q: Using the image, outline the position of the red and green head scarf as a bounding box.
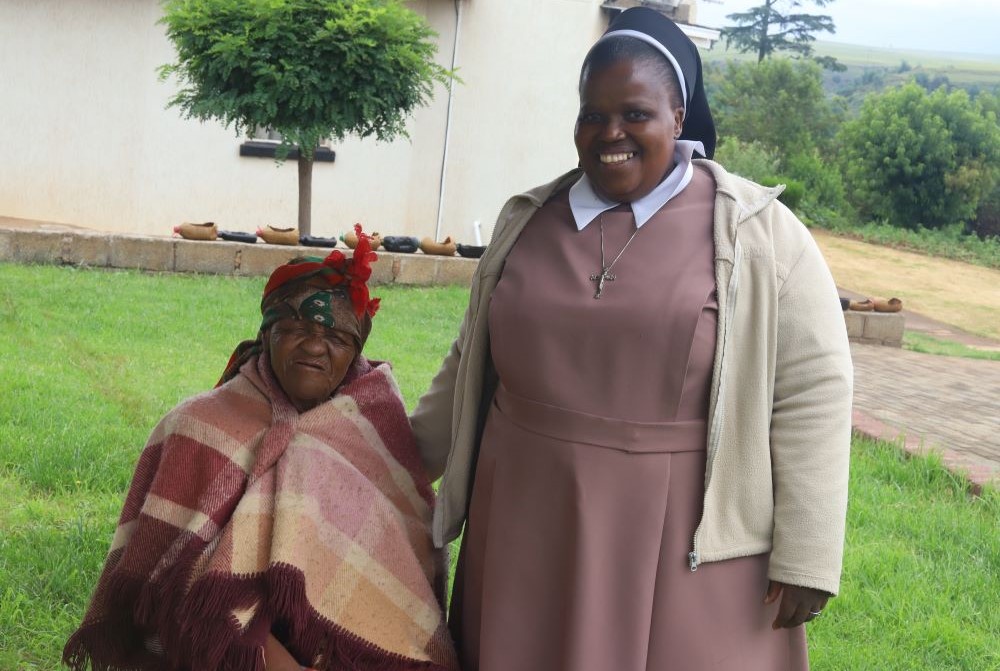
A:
[218,225,381,385]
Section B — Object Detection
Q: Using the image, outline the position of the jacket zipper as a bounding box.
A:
[689,237,743,571]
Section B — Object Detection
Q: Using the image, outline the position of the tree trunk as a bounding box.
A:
[758,0,773,62]
[297,154,313,236]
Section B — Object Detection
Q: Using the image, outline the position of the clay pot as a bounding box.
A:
[257,225,300,246]
[420,235,457,256]
[218,230,257,243]
[872,297,903,313]
[382,236,420,253]
[457,244,487,259]
[342,229,382,250]
[173,222,217,241]
[299,235,340,248]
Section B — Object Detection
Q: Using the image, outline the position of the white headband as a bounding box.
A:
[594,29,689,119]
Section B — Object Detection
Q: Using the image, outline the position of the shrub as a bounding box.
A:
[760,177,805,211]
[713,137,780,183]
[970,186,1000,240]
[838,83,1000,230]
[784,149,848,211]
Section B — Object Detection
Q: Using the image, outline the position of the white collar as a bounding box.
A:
[568,139,704,230]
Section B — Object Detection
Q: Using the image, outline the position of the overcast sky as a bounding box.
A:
[695,0,1000,57]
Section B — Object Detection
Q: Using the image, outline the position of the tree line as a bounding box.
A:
[712,0,1000,240]
[705,58,1000,239]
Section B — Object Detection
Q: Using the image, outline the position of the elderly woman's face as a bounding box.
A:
[574,58,684,203]
[268,317,357,412]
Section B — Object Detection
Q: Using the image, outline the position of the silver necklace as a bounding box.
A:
[589,215,641,299]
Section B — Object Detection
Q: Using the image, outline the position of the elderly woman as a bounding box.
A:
[64,228,458,671]
[412,8,852,671]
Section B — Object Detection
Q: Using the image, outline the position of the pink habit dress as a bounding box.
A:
[450,166,809,671]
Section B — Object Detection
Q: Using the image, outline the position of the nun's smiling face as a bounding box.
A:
[574,58,684,203]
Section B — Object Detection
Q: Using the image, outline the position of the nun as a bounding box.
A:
[412,7,853,670]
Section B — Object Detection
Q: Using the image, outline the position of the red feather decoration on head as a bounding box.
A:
[261,224,379,319]
[346,223,380,318]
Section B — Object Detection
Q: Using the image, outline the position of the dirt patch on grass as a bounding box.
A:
[812,229,1000,341]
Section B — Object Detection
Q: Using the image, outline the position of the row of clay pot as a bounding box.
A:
[175,222,333,246]
[344,231,485,257]
[842,296,903,313]
[173,223,486,257]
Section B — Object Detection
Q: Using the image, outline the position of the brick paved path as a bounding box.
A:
[850,342,1000,490]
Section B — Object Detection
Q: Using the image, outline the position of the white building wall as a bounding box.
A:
[439,0,604,242]
[0,0,615,242]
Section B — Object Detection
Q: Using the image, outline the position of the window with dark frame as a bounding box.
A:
[239,127,336,162]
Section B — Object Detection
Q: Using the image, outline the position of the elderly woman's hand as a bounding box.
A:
[764,581,830,629]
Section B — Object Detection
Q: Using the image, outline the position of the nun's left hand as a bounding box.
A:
[764,581,831,629]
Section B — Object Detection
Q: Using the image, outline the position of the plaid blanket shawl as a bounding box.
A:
[64,353,457,671]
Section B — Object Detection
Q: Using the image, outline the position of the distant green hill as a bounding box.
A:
[700,39,1000,99]
[813,40,999,68]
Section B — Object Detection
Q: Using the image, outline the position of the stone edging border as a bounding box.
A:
[843,311,903,347]
[852,408,993,495]
[0,226,477,286]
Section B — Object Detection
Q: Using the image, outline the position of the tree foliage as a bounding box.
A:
[712,137,780,183]
[158,0,452,233]
[713,58,842,159]
[160,0,450,151]
[838,83,1000,230]
[721,0,842,70]
[968,92,1000,239]
[711,58,848,218]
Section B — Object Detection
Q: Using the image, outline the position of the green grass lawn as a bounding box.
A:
[817,221,1000,272]
[2,263,998,670]
[904,332,1000,361]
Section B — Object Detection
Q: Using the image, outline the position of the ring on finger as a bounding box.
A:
[808,610,823,617]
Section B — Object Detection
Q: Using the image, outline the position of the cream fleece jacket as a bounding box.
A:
[411,160,853,595]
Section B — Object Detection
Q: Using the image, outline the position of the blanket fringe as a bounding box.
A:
[63,571,153,671]
[64,556,450,670]
[62,618,153,671]
[266,564,451,671]
[174,571,267,671]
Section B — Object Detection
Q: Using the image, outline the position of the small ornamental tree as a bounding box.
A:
[159,0,451,235]
[838,83,1000,230]
[722,0,843,71]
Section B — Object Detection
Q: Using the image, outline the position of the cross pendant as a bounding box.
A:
[589,268,616,299]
